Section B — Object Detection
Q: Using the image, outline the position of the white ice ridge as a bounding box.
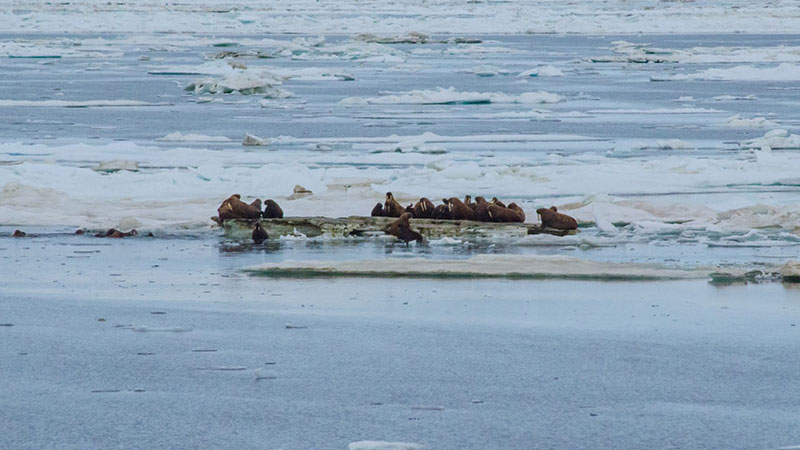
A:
[652,63,800,82]
[245,255,716,280]
[724,115,778,129]
[0,99,161,107]
[600,41,800,64]
[518,66,564,77]
[340,88,561,105]
[740,129,800,149]
[3,0,800,34]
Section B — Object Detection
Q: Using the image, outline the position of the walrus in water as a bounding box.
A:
[262,199,283,219]
[12,229,26,237]
[537,206,578,230]
[95,228,138,238]
[447,197,476,221]
[383,192,406,218]
[473,196,491,222]
[218,194,262,221]
[252,222,268,244]
[371,202,384,217]
[385,212,422,244]
[432,199,451,220]
[412,197,435,219]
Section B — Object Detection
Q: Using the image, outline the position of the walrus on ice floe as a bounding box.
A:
[486,204,524,223]
[432,199,451,220]
[252,222,268,244]
[217,194,262,221]
[491,197,506,208]
[383,192,406,218]
[385,212,422,244]
[447,197,476,221]
[537,206,578,230]
[262,199,284,219]
[473,196,491,222]
[412,197,435,219]
[371,202,384,217]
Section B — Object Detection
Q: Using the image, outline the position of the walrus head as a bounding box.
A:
[386,192,394,200]
[475,196,487,204]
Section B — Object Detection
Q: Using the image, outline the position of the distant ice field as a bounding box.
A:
[1,32,799,268]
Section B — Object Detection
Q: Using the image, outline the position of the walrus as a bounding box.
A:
[262,199,283,219]
[385,212,422,244]
[507,202,526,222]
[491,197,506,208]
[383,192,405,218]
[371,202,384,217]
[473,196,491,222]
[95,228,138,238]
[447,197,476,221]
[252,222,268,244]
[464,195,477,212]
[432,199,451,220]
[405,204,414,215]
[217,194,262,221]
[537,206,578,230]
[486,204,523,223]
[12,229,26,237]
[412,197,435,218]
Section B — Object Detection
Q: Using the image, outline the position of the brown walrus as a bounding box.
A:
[491,197,506,208]
[385,212,422,244]
[218,194,262,221]
[486,204,523,223]
[447,197,476,221]
[95,228,138,238]
[464,195,475,211]
[432,199,451,220]
[412,197,435,219]
[262,199,284,219]
[473,196,491,222]
[371,202,384,217]
[12,229,26,237]
[507,202,526,222]
[537,206,578,230]
[252,222,268,244]
[383,192,406,218]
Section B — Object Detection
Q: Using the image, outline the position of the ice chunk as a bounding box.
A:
[242,134,270,146]
[518,66,564,77]
[92,160,139,173]
[741,129,800,149]
[723,115,777,129]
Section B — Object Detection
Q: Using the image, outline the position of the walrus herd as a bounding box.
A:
[217,194,284,221]
[371,192,546,225]
[212,192,577,244]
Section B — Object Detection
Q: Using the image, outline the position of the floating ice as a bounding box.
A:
[518,66,564,77]
[185,71,289,96]
[353,32,430,44]
[652,63,800,82]
[92,160,140,173]
[246,254,715,280]
[741,129,800,149]
[340,87,561,105]
[242,134,270,146]
[158,132,231,143]
[723,115,778,129]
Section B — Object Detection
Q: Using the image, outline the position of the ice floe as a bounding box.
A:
[741,129,800,149]
[652,63,800,82]
[340,88,562,105]
[518,66,564,77]
[723,115,778,129]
